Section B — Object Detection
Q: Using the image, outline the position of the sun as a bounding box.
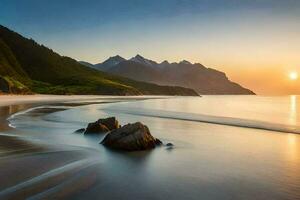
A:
[289,71,298,80]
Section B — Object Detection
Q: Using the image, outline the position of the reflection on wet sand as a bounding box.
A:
[0,98,156,200]
[0,102,102,200]
[0,104,32,131]
[0,104,42,156]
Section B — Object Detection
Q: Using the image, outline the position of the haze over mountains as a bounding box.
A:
[0,25,197,96]
[81,55,255,95]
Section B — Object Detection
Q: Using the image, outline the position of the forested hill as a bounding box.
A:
[0,25,198,96]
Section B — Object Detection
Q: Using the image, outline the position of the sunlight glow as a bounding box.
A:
[289,71,298,80]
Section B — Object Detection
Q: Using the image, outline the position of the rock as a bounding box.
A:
[74,128,85,133]
[84,123,109,134]
[97,117,120,130]
[155,139,163,146]
[166,143,174,147]
[84,117,120,134]
[101,122,160,151]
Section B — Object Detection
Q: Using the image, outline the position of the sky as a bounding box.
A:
[0,0,299,95]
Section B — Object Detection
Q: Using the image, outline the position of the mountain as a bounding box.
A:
[108,61,163,83]
[158,62,254,94]
[79,61,94,68]
[0,25,198,96]
[129,54,158,68]
[93,55,126,71]
[86,55,254,95]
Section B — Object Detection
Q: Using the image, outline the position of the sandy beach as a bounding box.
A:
[0,95,172,199]
[0,95,113,199]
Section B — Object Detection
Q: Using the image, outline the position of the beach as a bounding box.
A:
[0,95,299,199]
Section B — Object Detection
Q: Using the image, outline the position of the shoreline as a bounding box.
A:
[0,95,178,199]
[0,95,299,199]
[0,94,176,132]
[0,94,144,107]
[0,95,106,199]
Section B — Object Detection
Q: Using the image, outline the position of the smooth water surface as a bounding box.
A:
[6,96,300,199]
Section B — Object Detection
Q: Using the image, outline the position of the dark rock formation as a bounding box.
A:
[97,117,120,130]
[166,143,174,147]
[155,138,163,146]
[101,122,161,151]
[84,117,120,134]
[84,123,109,134]
[74,128,85,133]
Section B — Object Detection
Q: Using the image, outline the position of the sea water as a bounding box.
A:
[7,96,300,199]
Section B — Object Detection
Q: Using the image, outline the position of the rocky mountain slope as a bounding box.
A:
[87,55,254,95]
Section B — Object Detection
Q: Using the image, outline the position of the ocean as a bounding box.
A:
[3,96,300,199]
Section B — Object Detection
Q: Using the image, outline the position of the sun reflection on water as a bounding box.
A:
[286,134,299,164]
[289,95,297,125]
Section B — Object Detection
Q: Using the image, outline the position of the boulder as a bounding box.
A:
[166,143,174,147]
[101,122,161,151]
[155,139,163,146]
[84,123,109,134]
[84,117,120,134]
[74,128,85,133]
[97,117,120,130]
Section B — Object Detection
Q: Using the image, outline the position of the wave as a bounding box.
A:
[102,107,300,134]
[8,102,300,135]
[7,106,71,128]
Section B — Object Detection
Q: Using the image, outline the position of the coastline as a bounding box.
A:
[0,95,299,200]
[0,94,136,107]
[0,95,106,199]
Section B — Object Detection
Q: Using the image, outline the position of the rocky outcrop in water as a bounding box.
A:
[166,143,174,147]
[101,122,162,151]
[74,128,85,133]
[84,117,120,134]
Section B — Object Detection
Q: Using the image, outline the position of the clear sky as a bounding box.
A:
[0,0,299,94]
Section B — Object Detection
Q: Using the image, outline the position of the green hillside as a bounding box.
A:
[0,25,198,96]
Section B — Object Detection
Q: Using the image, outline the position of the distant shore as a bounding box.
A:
[0,94,164,107]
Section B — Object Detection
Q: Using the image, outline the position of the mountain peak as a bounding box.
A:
[160,60,170,65]
[130,54,146,62]
[106,55,125,62]
[102,55,125,66]
[92,55,126,71]
[134,54,144,59]
[179,60,192,65]
[130,54,158,67]
[109,55,124,60]
[158,60,170,68]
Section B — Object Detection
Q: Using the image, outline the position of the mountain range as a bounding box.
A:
[0,25,197,96]
[80,55,254,95]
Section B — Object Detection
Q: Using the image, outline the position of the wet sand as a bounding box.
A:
[0,95,169,199]
[0,95,111,199]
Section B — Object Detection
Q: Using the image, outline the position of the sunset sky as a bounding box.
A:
[0,0,299,95]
